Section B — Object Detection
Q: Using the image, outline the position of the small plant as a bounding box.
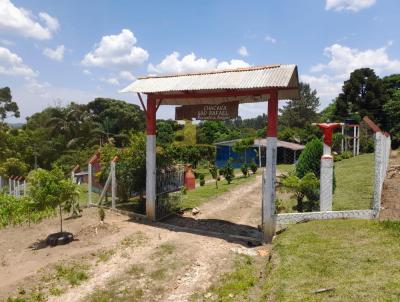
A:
[250,160,258,174]
[98,206,105,222]
[334,154,343,162]
[240,164,249,177]
[275,199,286,213]
[199,173,205,186]
[209,163,219,189]
[341,151,353,159]
[224,159,235,184]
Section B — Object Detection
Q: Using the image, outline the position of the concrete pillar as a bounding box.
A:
[262,90,278,243]
[353,126,357,156]
[356,126,360,155]
[9,177,12,195]
[23,179,26,196]
[258,145,262,168]
[88,163,92,205]
[320,153,334,211]
[341,124,344,153]
[146,96,157,220]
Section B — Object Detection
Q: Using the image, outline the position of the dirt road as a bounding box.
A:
[379,150,400,220]
[0,174,266,302]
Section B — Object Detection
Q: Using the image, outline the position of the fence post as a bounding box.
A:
[373,132,383,213]
[111,157,118,209]
[88,163,92,206]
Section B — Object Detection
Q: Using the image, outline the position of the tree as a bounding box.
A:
[296,139,323,179]
[0,158,28,177]
[0,87,20,121]
[383,74,400,148]
[279,82,320,128]
[334,68,388,125]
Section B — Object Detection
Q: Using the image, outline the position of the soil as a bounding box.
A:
[379,150,400,220]
[0,172,267,302]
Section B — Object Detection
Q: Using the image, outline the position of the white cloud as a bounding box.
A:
[0,46,37,77]
[325,0,376,12]
[0,0,59,40]
[0,39,14,46]
[265,35,277,44]
[101,70,136,86]
[83,69,92,75]
[148,51,250,75]
[82,29,149,68]
[313,43,400,78]
[238,46,249,57]
[43,45,65,61]
[303,42,400,107]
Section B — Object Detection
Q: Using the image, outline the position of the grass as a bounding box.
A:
[191,255,258,301]
[262,219,400,301]
[180,172,259,210]
[54,263,89,286]
[333,153,374,210]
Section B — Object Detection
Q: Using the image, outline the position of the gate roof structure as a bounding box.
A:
[121,64,300,105]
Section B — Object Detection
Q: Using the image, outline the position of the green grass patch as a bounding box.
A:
[262,219,400,301]
[96,249,115,263]
[180,173,259,210]
[54,263,89,286]
[120,231,148,248]
[192,255,257,301]
[88,285,143,302]
[333,153,374,210]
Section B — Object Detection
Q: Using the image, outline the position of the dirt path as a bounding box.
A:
[1,173,267,302]
[379,150,400,220]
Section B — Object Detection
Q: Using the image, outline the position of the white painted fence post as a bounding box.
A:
[88,163,92,206]
[146,96,157,220]
[373,132,383,212]
[111,157,117,209]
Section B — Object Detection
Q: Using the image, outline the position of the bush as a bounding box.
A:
[0,157,28,178]
[296,139,323,179]
[334,155,343,162]
[250,161,258,174]
[341,151,353,159]
[223,160,235,184]
[199,179,205,186]
[240,164,249,177]
[98,207,105,222]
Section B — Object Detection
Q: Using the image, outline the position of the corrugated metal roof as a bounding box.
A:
[120,64,300,105]
[214,138,305,151]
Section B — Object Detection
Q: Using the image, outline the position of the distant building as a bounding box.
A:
[214,138,305,168]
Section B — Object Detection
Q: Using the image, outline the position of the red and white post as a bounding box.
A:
[262,90,278,243]
[315,123,341,211]
[146,96,157,220]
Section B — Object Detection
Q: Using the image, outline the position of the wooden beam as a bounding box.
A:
[137,93,147,114]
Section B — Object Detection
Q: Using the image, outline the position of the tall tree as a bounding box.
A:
[279,82,320,128]
[383,74,400,148]
[0,87,20,121]
[334,68,388,125]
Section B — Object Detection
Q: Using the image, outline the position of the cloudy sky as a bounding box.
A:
[1,0,399,121]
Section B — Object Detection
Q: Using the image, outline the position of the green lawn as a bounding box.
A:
[179,172,259,210]
[262,220,400,301]
[333,153,374,210]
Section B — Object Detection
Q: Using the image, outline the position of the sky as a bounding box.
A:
[1,0,400,122]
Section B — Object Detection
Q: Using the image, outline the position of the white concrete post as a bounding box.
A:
[373,132,383,212]
[262,91,278,243]
[353,126,357,156]
[88,163,92,205]
[258,145,262,168]
[13,178,16,197]
[356,126,360,155]
[111,160,117,209]
[9,178,12,195]
[23,179,26,196]
[146,96,157,220]
[320,153,334,211]
[341,124,344,153]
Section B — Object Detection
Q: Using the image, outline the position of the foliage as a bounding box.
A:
[0,194,53,228]
[296,138,323,179]
[208,163,219,189]
[250,160,258,174]
[174,121,196,145]
[0,157,28,177]
[281,172,320,212]
[334,68,389,126]
[232,137,254,164]
[0,87,20,120]
[197,120,240,144]
[240,163,249,177]
[279,82,320,128]
[98,207,105,222]
[165,144,216,168]
[383,89,400,148]
[27,167,80,231]
[222,159,235,184]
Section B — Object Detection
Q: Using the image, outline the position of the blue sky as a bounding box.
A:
[1,0,399,121]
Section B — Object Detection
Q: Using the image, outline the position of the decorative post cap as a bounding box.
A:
[312,123,342,147]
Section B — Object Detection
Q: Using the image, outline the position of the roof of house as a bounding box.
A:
[120,64,300,105]
[214,138,305,151]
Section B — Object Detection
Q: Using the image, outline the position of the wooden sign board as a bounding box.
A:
[175,102,238,120]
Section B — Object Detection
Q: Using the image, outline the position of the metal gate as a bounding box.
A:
[155,168,184,220]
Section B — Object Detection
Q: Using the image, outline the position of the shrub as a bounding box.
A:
[98,207,105,222]
[223,160,235,184]
[250,161,258,174]
[199,179,205,186]
[0,157,28,178]
[341,151,353,159]
[296,139,323,179]
[209,163,219,189]
[240,164,249,177]
[281,172,320,212]
[334,155,343,162]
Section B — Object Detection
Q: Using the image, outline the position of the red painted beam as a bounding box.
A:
[267,90,278,137]
[146,95,156,135]
[147,87,297,100]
